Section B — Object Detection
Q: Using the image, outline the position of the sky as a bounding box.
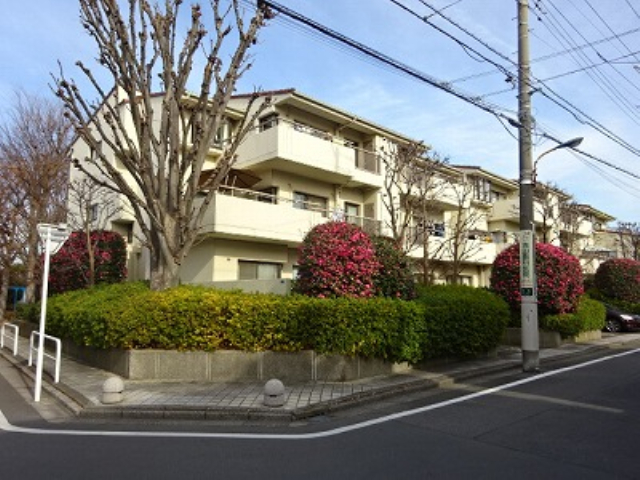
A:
[1,0,639,224]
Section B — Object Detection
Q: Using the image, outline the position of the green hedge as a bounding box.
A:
[540,296,606,338]
[416,285,510,359]
[24,283,510,364]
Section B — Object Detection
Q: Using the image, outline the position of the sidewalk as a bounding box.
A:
[2,330,639,422]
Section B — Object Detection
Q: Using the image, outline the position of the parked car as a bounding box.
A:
[604,305,640,333]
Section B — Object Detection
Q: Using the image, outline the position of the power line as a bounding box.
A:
[258,0,640,183]
[259,0,517,120]
[535,0,640,125]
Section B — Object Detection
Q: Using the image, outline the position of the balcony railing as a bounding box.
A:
[215,185,381,236]
[236,120,381,187]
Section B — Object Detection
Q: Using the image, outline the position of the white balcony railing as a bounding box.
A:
[235,121,382,188]
[199,186,381,243]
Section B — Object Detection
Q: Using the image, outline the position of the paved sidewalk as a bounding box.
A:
[2,330,639,422]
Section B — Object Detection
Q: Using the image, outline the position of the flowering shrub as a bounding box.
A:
[371,236,416,300]
[594,258,640,303]
[48,230,128,295]
[294,221,380,298]
[491,243,584,315]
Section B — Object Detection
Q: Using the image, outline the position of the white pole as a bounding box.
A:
[34,226,52,402]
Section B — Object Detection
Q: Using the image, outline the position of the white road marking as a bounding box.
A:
[1,348,638,440]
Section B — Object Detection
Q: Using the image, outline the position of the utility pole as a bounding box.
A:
[517,0,539,372]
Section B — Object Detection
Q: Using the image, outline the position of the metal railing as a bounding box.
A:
[259,118,381,175]
[217,185,382,234]
[28,331,61,383]
[0,322,19,356]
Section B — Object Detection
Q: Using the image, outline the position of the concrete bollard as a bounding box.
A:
[101,376,125,404]
[263,378,285,407]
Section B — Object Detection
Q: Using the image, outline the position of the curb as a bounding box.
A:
[2,336,638,423]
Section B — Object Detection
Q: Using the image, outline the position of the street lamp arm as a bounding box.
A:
[532,137,583,184]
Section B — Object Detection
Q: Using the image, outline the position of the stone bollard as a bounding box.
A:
[101,376,125,405]
[263,378,285,407]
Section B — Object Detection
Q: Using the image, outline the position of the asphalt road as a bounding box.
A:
[1,347,640,479]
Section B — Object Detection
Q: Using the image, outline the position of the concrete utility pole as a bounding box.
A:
[517,0,539,372]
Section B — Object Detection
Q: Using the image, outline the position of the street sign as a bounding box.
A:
[37,223,70,255]
[519,230,535,295]
[34,223,70,402]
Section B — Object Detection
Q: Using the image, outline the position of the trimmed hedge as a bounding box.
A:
[540,296,605,338]
[416,285,510,359]
[27,283,510,364]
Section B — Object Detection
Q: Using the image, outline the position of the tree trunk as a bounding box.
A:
[85,228,96,287]
[149,256,181,291]
[0,270,9,321]
[24,225,39,303]
[149,228,181,290]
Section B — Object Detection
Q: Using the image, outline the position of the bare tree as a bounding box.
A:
[0,167,27,320]
[559,201,586,256]
[55,0,273,290]
[0,92,71,303]
[533,182,569,244]
[616,222,640,260]
[380,142,449,284]
[436,180,489,285]
[66,177,124,287]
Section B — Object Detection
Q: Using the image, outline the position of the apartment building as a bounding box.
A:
[67,88,616,289]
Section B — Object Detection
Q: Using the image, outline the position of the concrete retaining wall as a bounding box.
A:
[62,341,411,382]
[502,328,602,348]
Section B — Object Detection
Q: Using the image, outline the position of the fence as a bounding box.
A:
[0,322,19,356]
[28,331,61,383]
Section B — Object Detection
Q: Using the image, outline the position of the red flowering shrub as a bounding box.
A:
[594,258,640,303]
[294,222,380,298]
[48,230,128,295]
[371,236,416,300]
[491,243,584,315]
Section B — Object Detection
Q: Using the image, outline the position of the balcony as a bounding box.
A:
[404,228,497,265]
[199,186,381,244]
[235,121,382,188]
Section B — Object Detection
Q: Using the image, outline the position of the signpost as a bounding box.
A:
[519,229,539,366]
[34,223,70,402]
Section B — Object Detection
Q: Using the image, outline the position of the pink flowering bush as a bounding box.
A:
[491,243,584,316]
[294,221,380,298]
[48,230,128,295]
[594,258,640,303]
[371,236,416,300]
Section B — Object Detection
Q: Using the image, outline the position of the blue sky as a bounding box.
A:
[2,0,639,223]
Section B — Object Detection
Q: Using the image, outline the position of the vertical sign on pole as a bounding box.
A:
[519,230,535,296]
[34,223,70,402]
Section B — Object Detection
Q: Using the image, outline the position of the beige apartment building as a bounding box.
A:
[67,88,616,290]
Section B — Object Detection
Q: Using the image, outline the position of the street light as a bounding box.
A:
[519,137,583,372]
[532,137,583,183]
[34,223,70,402]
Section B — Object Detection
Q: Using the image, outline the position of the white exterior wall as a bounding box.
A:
[67,89,615,289]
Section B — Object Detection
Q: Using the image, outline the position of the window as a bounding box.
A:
[430,222,446,237]
[344,202,360,220]
[257,187,278,204]
[293,192,328,216]
[191,118,230,148]
[90,203,99,222]
[238,261,282,280]
[90,140,102,162]
[447,275,472,286]
[259,114,279,131]
[212,122,229,148]
[472,177,492,203]
[357,139,379,174]
[112,221,134,244]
